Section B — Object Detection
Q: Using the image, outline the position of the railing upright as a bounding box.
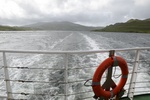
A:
[64,54,69,100]
[127,50,140,100]
[2,52,13,99]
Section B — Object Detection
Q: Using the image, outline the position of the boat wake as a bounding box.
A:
[0,31,149,99]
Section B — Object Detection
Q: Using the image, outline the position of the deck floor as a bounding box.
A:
[121,94,150,100]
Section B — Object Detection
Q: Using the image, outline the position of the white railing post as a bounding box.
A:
[64,54,69,100]
[127,50,140,100]
[3,52,13,99]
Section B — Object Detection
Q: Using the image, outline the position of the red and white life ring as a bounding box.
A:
[92,56,128,98]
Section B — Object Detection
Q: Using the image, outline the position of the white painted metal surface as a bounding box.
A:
[128,50,140,100]
[2,52,13,99]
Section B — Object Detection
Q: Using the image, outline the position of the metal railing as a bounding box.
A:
[0,47,150,100]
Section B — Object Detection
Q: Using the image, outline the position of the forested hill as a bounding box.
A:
[0,25,31,31]
[94,18,150,33]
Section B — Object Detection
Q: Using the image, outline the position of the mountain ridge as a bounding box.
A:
[23,21,103,31]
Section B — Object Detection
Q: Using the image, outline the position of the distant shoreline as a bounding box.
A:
[92,18,150,34]
[92,30,150,34]
[1,18,150,33]
[0,25,32,31]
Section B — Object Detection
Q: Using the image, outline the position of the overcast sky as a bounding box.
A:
[0,0,150,26]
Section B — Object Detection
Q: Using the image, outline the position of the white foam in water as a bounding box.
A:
[0,33,74,99]
[77,33,109,99]
[9,54,43,98]
[0,32,149,99]
[9,54,63,99]
[50,33,73,49]
[80,33,108,61]
[0,54,43,98]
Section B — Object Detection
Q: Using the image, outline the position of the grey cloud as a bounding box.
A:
[130,1,150,19]
[0,0,150,26]
[16,1,45,17]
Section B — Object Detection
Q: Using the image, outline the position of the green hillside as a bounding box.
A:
[94,18,150,33]
[24,21,103,31]
[0,25,32,31]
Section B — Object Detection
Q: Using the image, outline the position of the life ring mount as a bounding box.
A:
[92,56,128,99]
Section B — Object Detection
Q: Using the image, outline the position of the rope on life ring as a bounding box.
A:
[92,56,128,99]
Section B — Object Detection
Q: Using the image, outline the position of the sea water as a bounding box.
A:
[0,31,150,99]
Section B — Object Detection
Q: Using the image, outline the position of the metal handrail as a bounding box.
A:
[0,47,150,54]
[0,47,150,100]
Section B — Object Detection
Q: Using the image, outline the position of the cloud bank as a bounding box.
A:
[0,0,150,26]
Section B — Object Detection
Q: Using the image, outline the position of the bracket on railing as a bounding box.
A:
[109,50,115,57]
